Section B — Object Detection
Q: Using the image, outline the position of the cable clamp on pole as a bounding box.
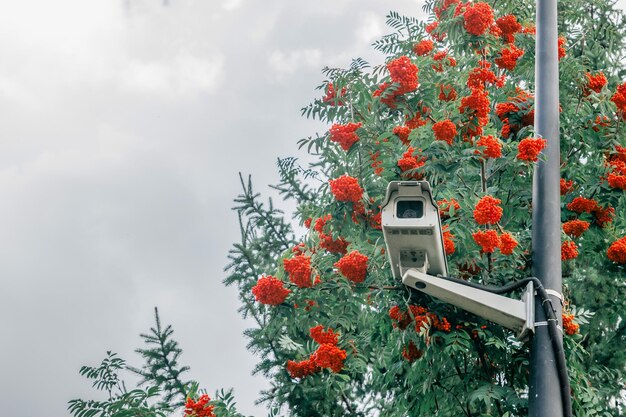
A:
[545,288,564,304]
[535,289,563,305]
[534,321,563,333]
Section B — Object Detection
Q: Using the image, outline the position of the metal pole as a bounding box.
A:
[530,0,564,415]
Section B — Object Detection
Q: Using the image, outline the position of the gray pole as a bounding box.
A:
[530,0,564,415]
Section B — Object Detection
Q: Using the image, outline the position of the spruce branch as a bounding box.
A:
[128,308,191,408]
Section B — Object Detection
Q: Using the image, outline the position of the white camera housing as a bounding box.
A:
[380,181,448,279]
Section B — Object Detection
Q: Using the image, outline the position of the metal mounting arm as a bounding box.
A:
[402,269,535,340]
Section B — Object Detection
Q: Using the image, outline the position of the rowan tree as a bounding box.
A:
[226,0,626,416]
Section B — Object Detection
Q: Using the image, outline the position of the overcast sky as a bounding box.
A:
[1,1,625,416]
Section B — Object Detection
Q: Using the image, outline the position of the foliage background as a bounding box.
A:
[222,0,626,415]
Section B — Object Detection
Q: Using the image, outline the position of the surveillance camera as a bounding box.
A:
[380,181,448,279]
[380,181,535,340]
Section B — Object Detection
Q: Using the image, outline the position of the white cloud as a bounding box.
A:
[0,75,35,110]
[247,11,279,44]
[222,0,245,11]
[356,11,384,44]
[268,48,322,77]
[119,53,225,96]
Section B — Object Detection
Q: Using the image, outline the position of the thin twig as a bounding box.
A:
[457,174,481,198]
[341,393,355,415]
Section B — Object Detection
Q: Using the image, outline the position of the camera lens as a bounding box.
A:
[396,200,424,218]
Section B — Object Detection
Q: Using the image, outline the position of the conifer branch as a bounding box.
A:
[128,308,191,408]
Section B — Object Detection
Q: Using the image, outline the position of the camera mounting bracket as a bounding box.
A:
[402,269,535,340]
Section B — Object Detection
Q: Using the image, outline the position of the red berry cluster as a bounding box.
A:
[389,305,413,330]
[495,44,524,71]
[374,56,419,107]
[612,83,626,119]
[312,344,348,373]
[314,215,349,254]
[329,175,363,203]
[402,341,424,362]
[286,325,347,378]
[473,195,503,225]
[471,230,518,255]
[387,56,419,94]
[561,240,579,261]
[291,242,307,255]
[463,2,494,36]
[443,227,455,255]
[413,39,434,56]
[393,125,412,146]
[434,0,461,19]
[563,220,590,239]
[459,87,490,131]
[370,150,384,176]
[467,66,503,90]
[472,230,500,253]
[437,198,460,220]
[606,145,626,190]
[251,275,290,305]
[397,147,426,179]
[329,122,362,151]
[567,197,599,214]
[476,135,502,159]
[432,119,457,145]
[562,313,580,336]
[560,178,574,195]
[283,254,313,288]
[322,82,346,105]
[285,358,318,379]
[499,233,519,255]
[334,250,369,283]
[432,50,457,72]
[389,304,451,333]
[495,89,534,139]
[310,325,339,345]
[591,115,611,132]
[516,137,547,162]
[184,395,215,417]
[566,196,614,228]
[495,14,522,43]
[405,109,429,128]
[607,236,626,264]
[594,206,615,228]
[426,21,445,41]
[584,72,607,95]
[438,84,457,101]
[558,36,566,60]
[373,82,397,107]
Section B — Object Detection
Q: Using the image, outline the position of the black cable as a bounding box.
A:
[438,275,573,417]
